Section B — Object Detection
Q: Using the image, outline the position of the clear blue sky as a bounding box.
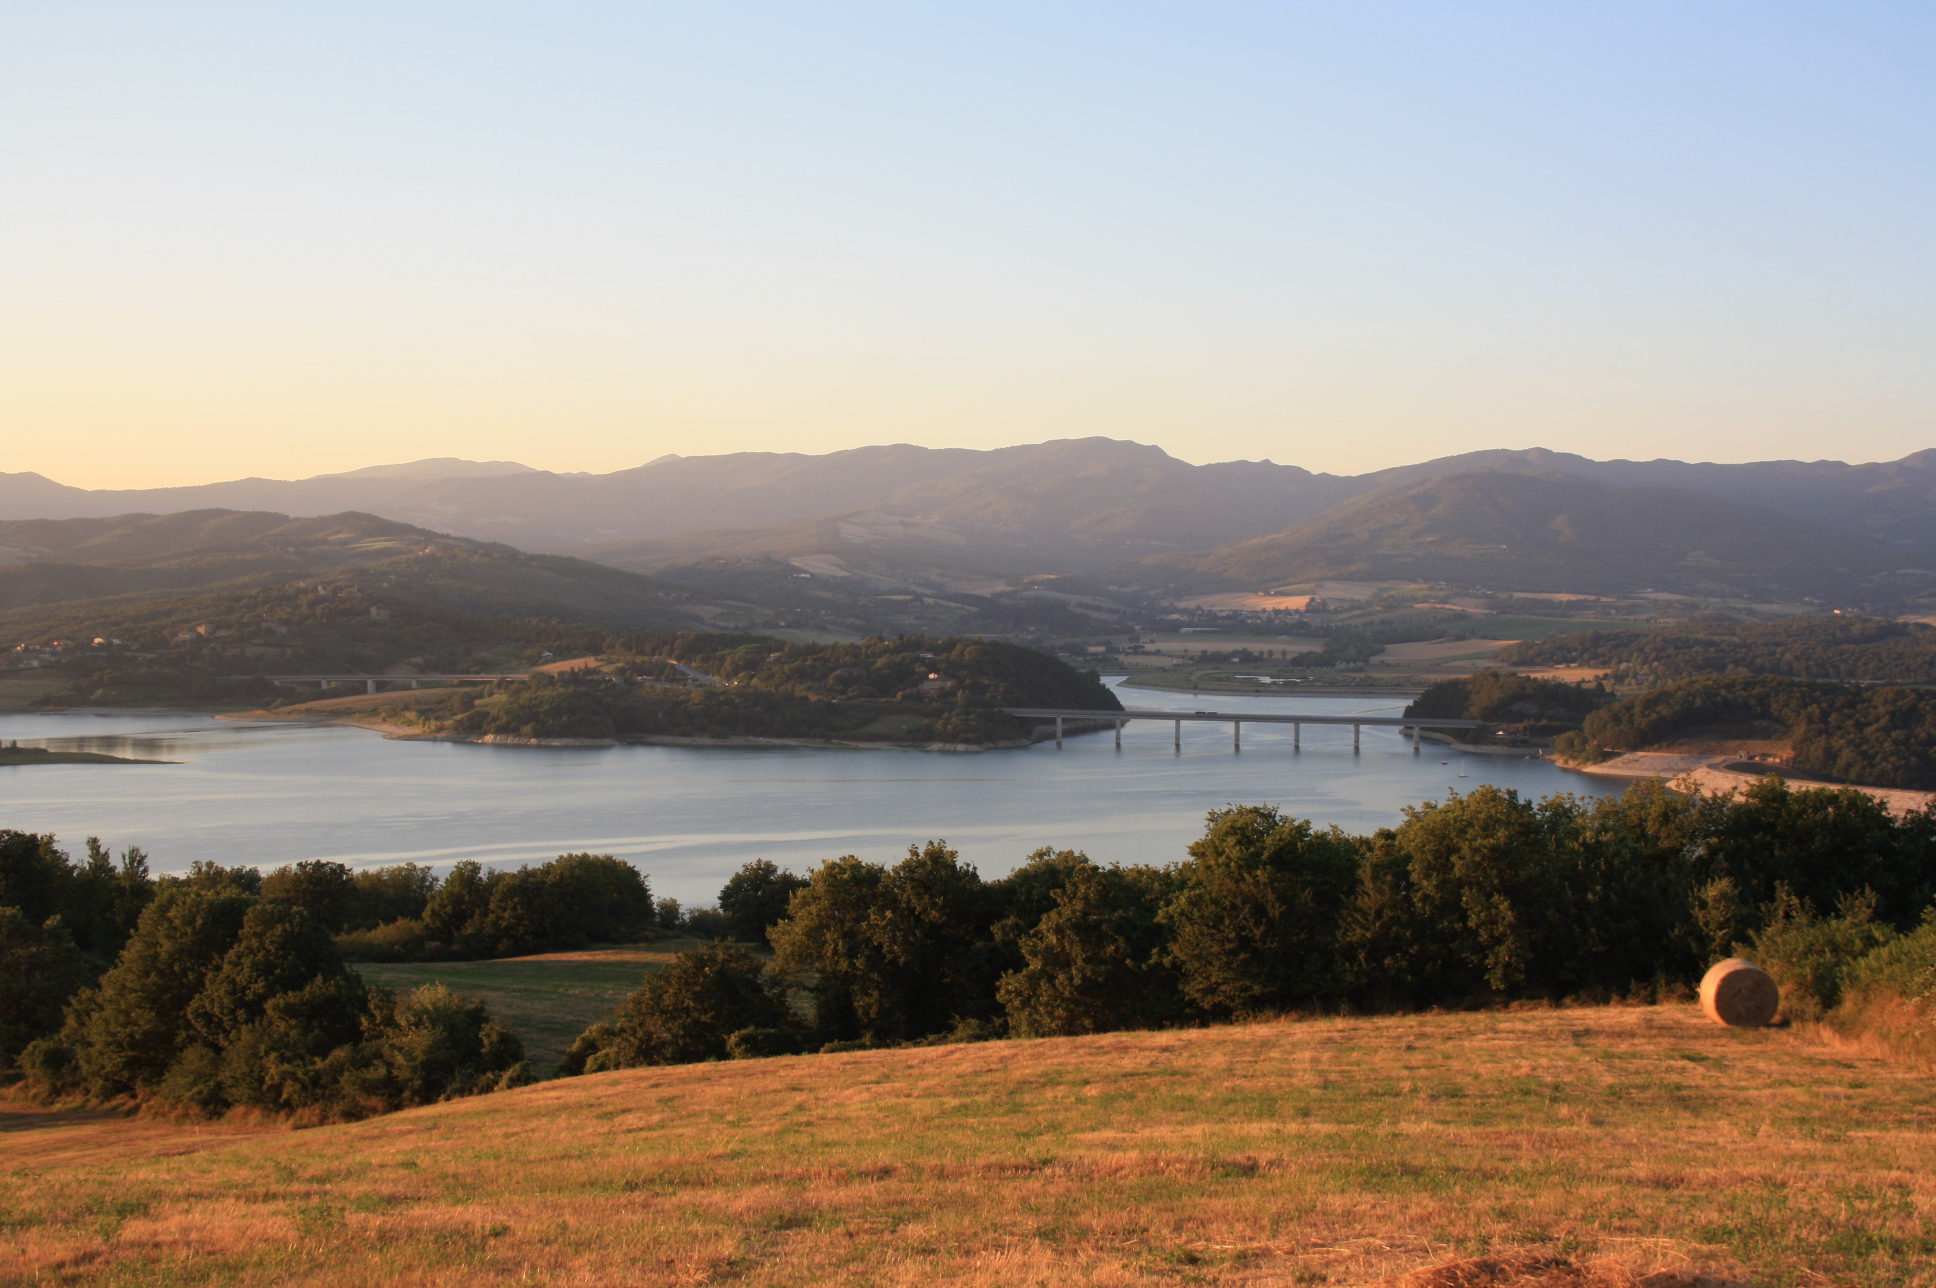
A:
[4,2,1931,486]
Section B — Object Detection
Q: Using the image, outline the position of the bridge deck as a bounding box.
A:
[1002,707,1482,728]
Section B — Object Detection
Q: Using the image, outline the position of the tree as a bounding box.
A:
[769,843,999,1045]
[261,860,359,933]
[1163,806,1358,1015]
[0,909,93,1068]
[998,862,1180,1037]
[351,863,439,928]
[346,983,530,1110]
[562,943,787,1072]
[1390,787,1568,995]
[187,902,348,1047]
[63,888,256,1096]
[717,859,809,947]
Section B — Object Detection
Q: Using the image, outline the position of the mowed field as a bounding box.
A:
[5,1006,1934,1287]
[355,942,708,1074]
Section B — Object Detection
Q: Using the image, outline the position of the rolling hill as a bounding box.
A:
[11,441,1936,559]
[0,510,702,629]
[3,1006,1919,1287]
[1153,471,1933,600]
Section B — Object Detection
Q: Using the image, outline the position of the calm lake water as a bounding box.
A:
[0,681,1626,902]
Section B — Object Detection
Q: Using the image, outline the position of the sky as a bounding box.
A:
[3,3,1932,489]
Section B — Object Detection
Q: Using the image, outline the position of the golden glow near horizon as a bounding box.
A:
[5,6,1932,491]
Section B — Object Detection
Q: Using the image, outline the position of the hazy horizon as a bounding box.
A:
[6,4,1933,489]
[10,435,1936,495]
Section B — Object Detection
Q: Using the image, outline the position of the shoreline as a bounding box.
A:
[221,706,1096,753]
[1556,751,1936,817]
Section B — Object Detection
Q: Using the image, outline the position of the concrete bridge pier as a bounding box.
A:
[1293,723,1299,751]
[1411,724,1420,752]
[1352,723,1361,753]
[366,680,377,695]
[1233,720,1241,752]
[1174,719,1181,753]
[1055,716,1064,748]
[1114,719,1123,749]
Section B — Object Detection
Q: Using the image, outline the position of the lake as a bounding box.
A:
[0,681,1627,902]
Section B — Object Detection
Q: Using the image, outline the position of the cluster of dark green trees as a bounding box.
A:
[1557,674,1936,790]
[448,634,1121,743]
[1498,615,1936,686]
[1405,672,1613,742]
[267,853,655,962]
[1,834,529,1118]
[562,775,1936,1072]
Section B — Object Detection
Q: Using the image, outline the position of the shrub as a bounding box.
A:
[347,983,531,1109]
[335,918,434,962]
[1747,888,1898,1021]
[1830,915,1936,1064]
[563,943,789,1072]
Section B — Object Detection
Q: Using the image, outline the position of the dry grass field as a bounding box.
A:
[4,1006,1932,1288]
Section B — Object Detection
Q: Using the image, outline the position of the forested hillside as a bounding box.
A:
[1559,674,1936,790]
[1499,614,1936,685]
[429,633,1121,745]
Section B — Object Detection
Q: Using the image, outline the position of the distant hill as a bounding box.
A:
[1356,446,1936,550]
[0,510,702,631]
[0,440,1362,554]
[1152,471,1932,600]
[0,458,539,524]
[10,441,1936,562]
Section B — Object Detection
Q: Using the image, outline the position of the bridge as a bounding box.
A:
[1001,707,1484,753]
[229,673,528,695]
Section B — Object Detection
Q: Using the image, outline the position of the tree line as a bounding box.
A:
[1405,672,1613,742]
[1,836,529,1119]
[10,772,1936,1112]
[1497,615,1936,686]
[562,776,1936,1072]
[1557,673,1936,790]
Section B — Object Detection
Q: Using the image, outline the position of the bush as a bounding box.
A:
[1831,915,1936,1064]
[562,943,789,1072]
[1748,888,1898,1021]
[335,918,434,963]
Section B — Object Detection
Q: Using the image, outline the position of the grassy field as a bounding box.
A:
[5,1005,1932,1287]
[353,942,709,1074]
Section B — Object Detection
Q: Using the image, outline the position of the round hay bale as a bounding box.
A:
[1699,958,1779,1027]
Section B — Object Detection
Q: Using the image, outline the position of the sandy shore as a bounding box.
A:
[1562,751,1936,817]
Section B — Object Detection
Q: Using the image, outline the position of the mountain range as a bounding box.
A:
[6,439,1936,608]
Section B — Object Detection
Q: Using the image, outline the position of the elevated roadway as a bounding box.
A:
[1001,706,1483,753]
